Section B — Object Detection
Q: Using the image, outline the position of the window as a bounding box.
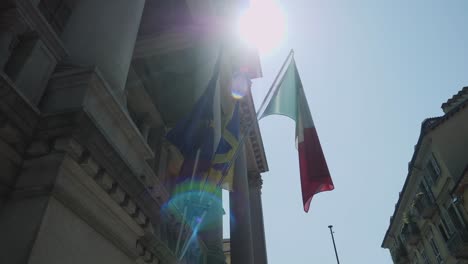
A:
[447,204,465,230]
[419,181,435,201]
[429,237,443,264]
[438,224,449,241]
[425,154,441,185]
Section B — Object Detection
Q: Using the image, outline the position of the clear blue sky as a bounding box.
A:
[224,0,468,263]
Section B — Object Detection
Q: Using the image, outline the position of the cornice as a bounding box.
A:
[24,134,174,264]
[441,86,468,113]
[0,72,40,130]
[239,90,268,173]
[138,234,177,264]
[31,109,204,263]
[15,0,68,60]
[133,27,196,59]
[42,65,154,162]
[248,171,263,191]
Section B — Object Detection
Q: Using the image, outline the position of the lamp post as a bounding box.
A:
[328,225,340,264]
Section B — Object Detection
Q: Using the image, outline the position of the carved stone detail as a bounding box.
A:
[136,240,161,264]
[248,172,263,191]
[66,137,197,262]
[69,140,153,233]
[239,94,268,173]
[138,234,177,264]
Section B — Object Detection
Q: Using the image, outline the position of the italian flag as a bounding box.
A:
[260,56,334,212]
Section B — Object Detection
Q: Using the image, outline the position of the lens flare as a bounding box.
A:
[237,0,287,55]
[231,72,250,99]
[163,180,223,231]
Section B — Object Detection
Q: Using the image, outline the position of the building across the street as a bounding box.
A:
[0,1,269,263]
[223,239,231,264]
[382,87,468,264]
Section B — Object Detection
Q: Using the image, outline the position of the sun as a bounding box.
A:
[237,0,287,55]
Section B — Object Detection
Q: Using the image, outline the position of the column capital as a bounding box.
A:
[248,171,263,191]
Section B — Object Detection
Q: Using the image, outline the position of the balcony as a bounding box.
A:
[401,222,421,245]
[447,229,468,259]
[414,193,438,219]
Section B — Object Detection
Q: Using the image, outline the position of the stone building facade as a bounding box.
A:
[222,239,231,264]
[382,87,468,264]
[0,1,269,263]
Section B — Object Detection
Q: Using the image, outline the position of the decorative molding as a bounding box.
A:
[38,111,199,251]
[133,28,196,60]
[14,0,68,61]
[248,172,263,191]
[57,154,144,259]
[66,139,154,234]
[138,234,177,264]
[29,116,191,261]
[0,72,40,136]
[42,65,154,163]
[441,86,468,113]
[20,61,213,264]
[239,92,268,173]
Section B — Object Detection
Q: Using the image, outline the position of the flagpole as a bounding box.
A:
[175,149,201,257]
[256,49,294,118]
[328,225,341,264]
[178,210,207,260]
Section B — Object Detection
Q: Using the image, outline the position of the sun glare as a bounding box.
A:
[237,0,286,55]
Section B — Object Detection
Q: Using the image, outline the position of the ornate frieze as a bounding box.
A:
[248,172,263,191]
[239,92,268,174]
[138,234,177,264]
[63,139,154,234]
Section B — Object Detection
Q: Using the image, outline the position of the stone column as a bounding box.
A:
[248,172,268,264]
[229,145,254,264]
[199,189,225,264]
[60,0,146,102]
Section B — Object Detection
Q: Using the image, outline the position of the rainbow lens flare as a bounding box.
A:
[231,72,250,99]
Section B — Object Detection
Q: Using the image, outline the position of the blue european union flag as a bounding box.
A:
[166,62,220,181]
